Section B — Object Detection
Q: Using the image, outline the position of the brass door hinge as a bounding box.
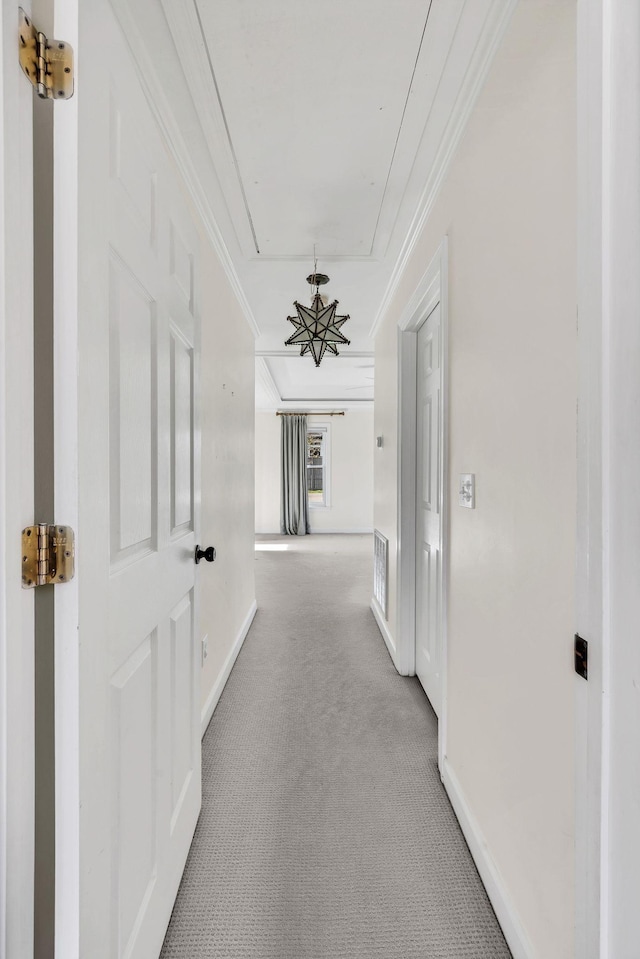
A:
[18,8,74,100]
[22,525,75,588]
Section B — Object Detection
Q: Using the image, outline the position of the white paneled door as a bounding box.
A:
[55,1,202,956]
[415,305,442,716]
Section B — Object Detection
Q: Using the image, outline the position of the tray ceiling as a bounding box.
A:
[194,0,435,259]
[124,0,516,408]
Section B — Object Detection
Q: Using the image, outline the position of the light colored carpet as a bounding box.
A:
[160,534,511,959]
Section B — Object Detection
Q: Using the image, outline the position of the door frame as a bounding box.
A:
[396,237,448,769]
[574,0,607,959]
[0,3,36,954]
[52,0,80,949]
[576,1,640,956]
[576,0,607,955]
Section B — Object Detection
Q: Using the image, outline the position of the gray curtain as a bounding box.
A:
[280,414,310,535]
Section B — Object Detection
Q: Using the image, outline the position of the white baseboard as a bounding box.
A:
[441,759,534,959]
[200,600,257,736]
[370,596,398,662]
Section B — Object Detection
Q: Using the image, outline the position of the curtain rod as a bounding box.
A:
[276,411,345,416]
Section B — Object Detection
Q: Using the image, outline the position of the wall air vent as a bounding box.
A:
[373,529,388,619]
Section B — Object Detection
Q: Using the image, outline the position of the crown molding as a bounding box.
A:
[255,357,282,407]
[110,0,517,348]
[258,400,374,413]
[159,0,260,261]
[368,0,518,340]
[280,397,373,405]
[246,253,380,263]
[255,357,374,412]
[255,349,374,359]
[158,1,383,265]
[109,0,260,339]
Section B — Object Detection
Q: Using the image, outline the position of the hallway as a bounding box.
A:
[161,534,511,958]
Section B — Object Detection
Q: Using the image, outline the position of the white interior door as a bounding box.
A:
[54,1,202,955]
[415,304,443,716]
[0,5,35,955]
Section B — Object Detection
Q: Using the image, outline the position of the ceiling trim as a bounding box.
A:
[256,349,374,359]
[160,0,259,260]
[110,0,261,338]
[190,0,261,255]
[277,400,373,410]
[366,0,435,258]
[368,0,518,339]
[246,254,380,263]
[256,358,282,406]
[256,394,373,413]
[369,0,465,263]
[160,0,446,264]
[280,397,373,405]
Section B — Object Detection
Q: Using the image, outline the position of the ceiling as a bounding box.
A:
[132,0,515,409]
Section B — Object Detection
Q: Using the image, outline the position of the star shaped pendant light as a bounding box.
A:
[284,272,350,367]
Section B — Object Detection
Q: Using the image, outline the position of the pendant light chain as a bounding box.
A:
[313,244,319,297]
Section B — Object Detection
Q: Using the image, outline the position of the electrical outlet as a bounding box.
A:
[201,634,208,666]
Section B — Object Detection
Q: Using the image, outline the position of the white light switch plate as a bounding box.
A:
[459,473,475,508]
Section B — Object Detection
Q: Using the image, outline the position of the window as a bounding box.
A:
[306,426,329,508]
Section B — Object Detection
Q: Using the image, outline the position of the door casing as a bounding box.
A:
[576,1,640,957]
[396,237,448,770]
[0,3,36,955]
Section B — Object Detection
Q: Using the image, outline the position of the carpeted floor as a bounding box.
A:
[160,534,511,958]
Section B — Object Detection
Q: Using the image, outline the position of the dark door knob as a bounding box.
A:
[195,545,216,565]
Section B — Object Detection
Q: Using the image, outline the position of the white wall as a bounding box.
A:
[199,234,256,722]
[255,411,374,533]
[373,2,576,957]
